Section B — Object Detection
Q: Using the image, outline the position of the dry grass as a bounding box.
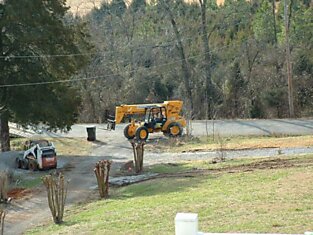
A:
[148,135,313,153]
[11,137,93,156]
[51,137,93,156]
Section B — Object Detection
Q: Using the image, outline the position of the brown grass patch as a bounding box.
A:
[150,135,313,153]
[11,137,93,156]
[152,156,313,179]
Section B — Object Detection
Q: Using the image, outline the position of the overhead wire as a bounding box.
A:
[0,20,255,87]
[0,37,257,88]
[0,3,258,88]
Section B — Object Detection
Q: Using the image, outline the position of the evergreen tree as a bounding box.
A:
[0,0,88,151]
[223,60,246,118]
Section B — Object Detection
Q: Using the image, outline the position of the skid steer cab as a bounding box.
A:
[109,100,187,141]
[16,139,57,171]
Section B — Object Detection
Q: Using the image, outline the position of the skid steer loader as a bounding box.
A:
[108,100,186,141]
[15,139,57,171]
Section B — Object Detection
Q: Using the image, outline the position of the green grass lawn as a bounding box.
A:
[27,155,313,235]
[17,177,42,188]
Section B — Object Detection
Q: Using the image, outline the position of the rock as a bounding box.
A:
[109,173,159,186]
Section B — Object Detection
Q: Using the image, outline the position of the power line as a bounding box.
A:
[0,37,256,88]
[0,4,258,88]
[0,52,95,59]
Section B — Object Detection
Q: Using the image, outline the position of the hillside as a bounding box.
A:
[67,0,225,15]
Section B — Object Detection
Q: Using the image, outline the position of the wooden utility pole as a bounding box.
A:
[284,0,294,118]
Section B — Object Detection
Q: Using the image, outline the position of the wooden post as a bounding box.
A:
[131,140,145,173]
[0,210,5,235]
[42,173,68,224]
[94,160,111,198]
[175,213,198,235]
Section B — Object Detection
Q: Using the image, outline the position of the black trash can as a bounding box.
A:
[86,126,96,141]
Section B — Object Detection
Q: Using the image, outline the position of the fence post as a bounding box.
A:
[175,213,198,235]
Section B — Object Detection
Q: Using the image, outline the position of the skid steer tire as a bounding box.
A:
[28,159,38,171]
[167,122,183,137]
[15,158,22,169]
[135,126,149,141]
[22,160,29,170]
[124,124,135,139]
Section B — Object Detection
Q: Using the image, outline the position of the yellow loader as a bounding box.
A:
[108,100,186,141]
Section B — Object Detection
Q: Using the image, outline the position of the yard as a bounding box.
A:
[27,154,313,235]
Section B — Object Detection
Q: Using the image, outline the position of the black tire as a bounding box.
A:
[124,124,135,139]
[15,158,21,169]
[135,126,149,141]
[167,122,183,137]
[22,159,29,170]
[28,159,38,171]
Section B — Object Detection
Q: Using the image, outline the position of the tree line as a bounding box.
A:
[77,0,312,122]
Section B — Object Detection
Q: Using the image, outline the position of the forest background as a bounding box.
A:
[0,0,312,132]
[73,0,313,122]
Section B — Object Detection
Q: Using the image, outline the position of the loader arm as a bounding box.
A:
[115,105,147,124]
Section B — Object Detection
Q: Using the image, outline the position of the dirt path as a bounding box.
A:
[3,132,132,235]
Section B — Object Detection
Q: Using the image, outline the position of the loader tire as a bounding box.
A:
[124,124,135,139]
[167,122,183,137]
[135,126,149,141]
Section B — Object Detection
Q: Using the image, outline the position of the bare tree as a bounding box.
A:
[160,0,194,113]
[284,0,295,117]
[212,132,227,163]
[94,160,111,199]
[0,210,5,235]
[42,173,68,224]
[131,140,145,173]
[199,0,214,111]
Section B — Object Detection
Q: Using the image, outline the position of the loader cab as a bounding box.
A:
[144,106,167,130]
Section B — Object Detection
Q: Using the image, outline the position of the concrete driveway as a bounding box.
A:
[191,119,313,136]
[37,118,313,139]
